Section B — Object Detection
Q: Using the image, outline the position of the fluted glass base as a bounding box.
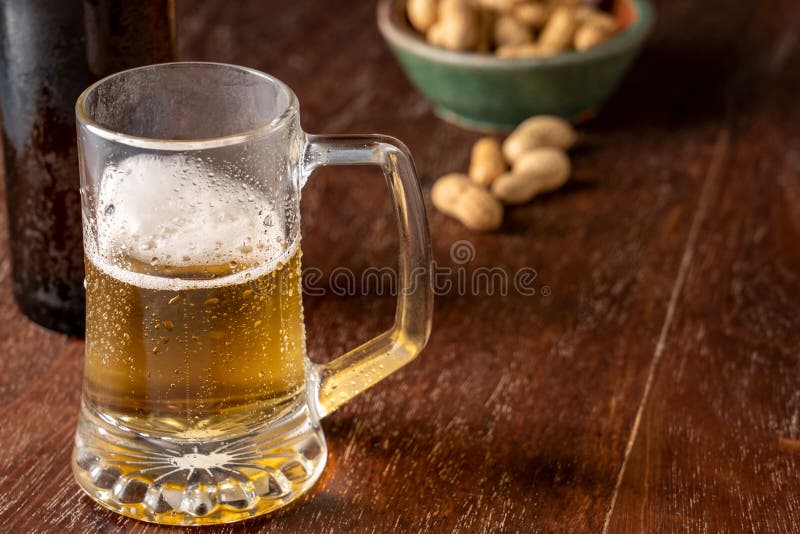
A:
[72,399,326,525]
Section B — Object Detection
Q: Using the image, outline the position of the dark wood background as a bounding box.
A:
[2,0,800,531]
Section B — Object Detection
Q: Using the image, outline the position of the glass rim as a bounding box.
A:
[75,61,300,151]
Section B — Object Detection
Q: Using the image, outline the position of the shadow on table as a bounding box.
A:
[319,407,618,516]
[596,25,748,131]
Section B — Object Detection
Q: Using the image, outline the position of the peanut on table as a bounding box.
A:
[431,115,576,231]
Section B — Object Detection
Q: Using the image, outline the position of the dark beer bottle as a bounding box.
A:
[0,0,175,336]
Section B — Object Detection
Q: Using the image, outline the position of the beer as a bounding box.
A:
[83,155,307,438]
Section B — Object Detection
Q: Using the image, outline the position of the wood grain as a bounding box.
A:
[0,0,797,532]
[605,1,800,531]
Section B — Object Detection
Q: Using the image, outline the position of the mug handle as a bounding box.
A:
[302,134,433,418]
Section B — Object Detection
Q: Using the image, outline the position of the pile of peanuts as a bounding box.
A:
[431,115,576,231]
[406,0,620,56]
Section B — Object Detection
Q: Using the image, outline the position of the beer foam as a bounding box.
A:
[91,154,296,290]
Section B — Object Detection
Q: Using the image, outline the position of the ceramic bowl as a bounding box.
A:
[377,0,654,131]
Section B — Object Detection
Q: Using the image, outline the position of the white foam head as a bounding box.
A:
[91,154,293,288]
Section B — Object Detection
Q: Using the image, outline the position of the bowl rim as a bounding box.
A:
[377,0,654,68]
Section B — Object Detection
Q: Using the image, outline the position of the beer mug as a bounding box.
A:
[72,62,432,525]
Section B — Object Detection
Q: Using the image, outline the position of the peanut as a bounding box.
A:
[502,115,576,163]
[406,0,620,57]
[538,6,578,53]
[573,7,619,51]
[575,6,619,33]
[456,186,505,230]
[432,173,504,231]
[439,0,472,17]
[431,173,471,216]
[574,23,611,51]
[511,2,549,29]
[407,0,439,34]
[407,0,620,56]
[491,147,570,204]
[468,137,507,186]
[493,13,532,47]
[473,0,516,11]
[426,0,479,51]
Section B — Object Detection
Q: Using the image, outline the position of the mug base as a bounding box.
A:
[72,399,327,525]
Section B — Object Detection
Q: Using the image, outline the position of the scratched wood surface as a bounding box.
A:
[0,0,798,532]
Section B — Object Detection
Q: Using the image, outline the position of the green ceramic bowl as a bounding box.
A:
[377,0,654,131]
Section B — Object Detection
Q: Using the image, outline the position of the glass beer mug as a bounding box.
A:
[72,62,432,525]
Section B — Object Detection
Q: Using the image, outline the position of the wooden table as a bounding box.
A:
[2,0,799,531]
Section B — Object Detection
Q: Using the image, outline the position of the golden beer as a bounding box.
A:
[83,247,306,438]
